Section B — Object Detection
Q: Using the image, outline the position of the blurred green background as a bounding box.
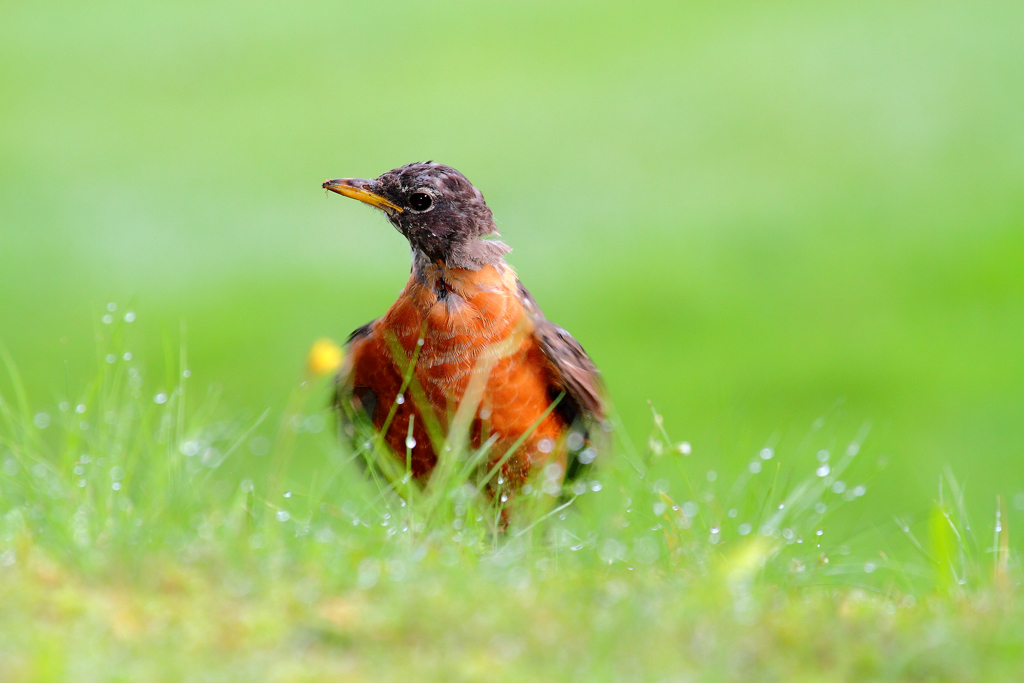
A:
[2,0,1022,520]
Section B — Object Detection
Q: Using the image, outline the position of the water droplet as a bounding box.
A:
[396,394,405,405]
[652,502,667,516]
[676,441,691,455]
[537,438,555,454]
[817,450,830,463]
[303,414,324,433]
[543,462,563,480]
[852,485,866,497]
[122,352,132,361]
[183,369,192,378]
[682,502,699,518]
[249,436,270,456]
[815,529,824,536]
[816,464,831,477]
[59,401,69,411]
[416,338,424,346]
[276,510,290,522]
[283,491,292,498]
[105,354,116,364]
[590,481,602,492]
[578,447,597,464]
[749,461,762,474]
[500,494,509,503]
[240,479,254,493]
[815,502,827,514]
[864,562,877,573]
[738,523,752,536]
[478,407,490,419]
[102,314,113,325]
[566,432,585,451]
[107,302,117,312]
[778,503,785,510]
[111,482,121,491]
[831,480,846,494]
[124,311,136,322]
[33,413,51,429]
[706,470,717,482]
[727,508,738,518]
[760,447,774,460]
[846,443,859,456]
[75,404,86,414]
[571,481,587,495]
[154,393,168,404]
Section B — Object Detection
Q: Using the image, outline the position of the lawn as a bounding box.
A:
[2,0,1024,679]
[1,346,1022,681]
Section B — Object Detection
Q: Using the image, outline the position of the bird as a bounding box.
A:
[324,162,605,508]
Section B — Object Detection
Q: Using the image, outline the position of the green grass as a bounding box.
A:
[3,0,1024,678]
[2,335,1023,681]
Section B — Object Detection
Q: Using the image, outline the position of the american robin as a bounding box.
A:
[324,162,605,504]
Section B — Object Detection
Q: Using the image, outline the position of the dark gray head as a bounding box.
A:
[323,162,510,269]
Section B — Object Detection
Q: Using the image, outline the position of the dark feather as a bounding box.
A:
[516,281,607,481]
[333,319,379,450]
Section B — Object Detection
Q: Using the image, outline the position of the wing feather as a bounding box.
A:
[333,319,378,445]
[516,281,607,480]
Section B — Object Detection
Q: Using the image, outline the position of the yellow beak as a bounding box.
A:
[322,178,403,214]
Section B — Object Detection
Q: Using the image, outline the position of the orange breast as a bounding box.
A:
[347,263,567,489]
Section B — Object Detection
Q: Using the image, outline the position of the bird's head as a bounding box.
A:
[323,162,510,269]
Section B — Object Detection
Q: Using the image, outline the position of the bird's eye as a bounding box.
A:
[409,192,433,212]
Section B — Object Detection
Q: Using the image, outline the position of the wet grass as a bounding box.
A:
[2,333,1023,682]
[3,1,1024,678]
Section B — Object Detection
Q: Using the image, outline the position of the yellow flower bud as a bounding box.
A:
[307,338,344,376]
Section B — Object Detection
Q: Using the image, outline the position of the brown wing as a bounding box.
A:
[332,319,379,448]
[516,281,607,480]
